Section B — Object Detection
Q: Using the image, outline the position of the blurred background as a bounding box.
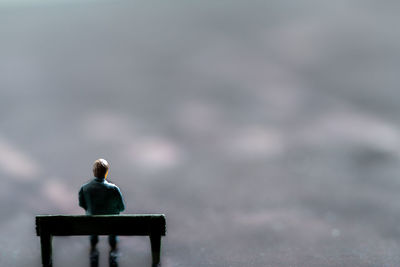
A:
[1,0,400,266]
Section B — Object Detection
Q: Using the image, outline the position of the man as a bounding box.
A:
[79,158,125,267]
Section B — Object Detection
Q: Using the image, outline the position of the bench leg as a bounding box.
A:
[149,235,161,266]
[40,233,53,267]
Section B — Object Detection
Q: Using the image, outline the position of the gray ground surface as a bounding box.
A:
[1,1,400,266]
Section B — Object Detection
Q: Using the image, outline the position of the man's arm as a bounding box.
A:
[78,187,87,210]
[114,187,125,212]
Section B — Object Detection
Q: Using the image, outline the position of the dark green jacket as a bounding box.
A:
[79,177,125,215]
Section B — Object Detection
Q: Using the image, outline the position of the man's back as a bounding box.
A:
[79,177,125,215]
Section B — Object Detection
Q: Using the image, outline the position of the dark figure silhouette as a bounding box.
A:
[79,159,125,267]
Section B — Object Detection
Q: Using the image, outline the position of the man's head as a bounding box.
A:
[93,158,109,179]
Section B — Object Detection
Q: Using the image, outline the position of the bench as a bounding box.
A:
[36,214,166,267]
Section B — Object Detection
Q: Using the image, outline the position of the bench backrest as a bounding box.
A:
[36,214,166,236]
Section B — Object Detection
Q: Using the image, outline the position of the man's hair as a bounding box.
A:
[93,158,109,178]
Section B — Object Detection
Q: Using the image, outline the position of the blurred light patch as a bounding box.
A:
[302,110,400,154]
[224,126,285,159]
[127,137,182,171]
[41,179,78,213]
[0,137,40,180]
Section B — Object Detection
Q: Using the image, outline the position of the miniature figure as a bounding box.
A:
[79,159,125,267]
